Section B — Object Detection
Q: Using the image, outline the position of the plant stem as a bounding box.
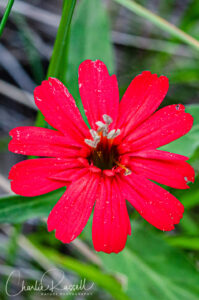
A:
[0,0,15,37]
[113,0,199,51]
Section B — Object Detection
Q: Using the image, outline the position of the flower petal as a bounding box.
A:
[123,104,193,149]
[119,173,184,231]
[129,149,189,161]
[92,176,131,253]
[9,127,82,157]
[47,171,100,243]
[128,156,195,189]
[78,60,119,129]
[117,71,169,135]
[34,78,88,141]
[8,158,79,196]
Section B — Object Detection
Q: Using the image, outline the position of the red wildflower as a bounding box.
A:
[9,60,195,253]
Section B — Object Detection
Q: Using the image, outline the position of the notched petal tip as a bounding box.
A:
[94,244,126,254]
[173,103,194,127]
[33,78,63,102]
[140,70,169,82]
[139,71,169,94]
[55,231,75,244]
[8,143,18,156]
[79,59,105,72]
[162,213,184,231]
[47,223,73,244]
[8,126,25,140]
[9,128,15,138]
[184,165,195,187]
[160,202,184,231]
[47,213,67,242]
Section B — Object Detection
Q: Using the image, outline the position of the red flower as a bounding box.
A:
[9,60,194,253]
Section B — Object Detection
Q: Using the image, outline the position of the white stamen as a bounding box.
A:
[95,115,114,137]
[103,114,113,125]
[85,114,120,147]
[96,121,105,128]
[95,120,109,136]
[93,140,100,147]
[85,139,98,148]
[107,129,115,139]
[124,169,132,176]
[90,129,100,141]
[102,125,109,137]
[107,129,121,139]
[115,129,121,137]
[95,121,106,134]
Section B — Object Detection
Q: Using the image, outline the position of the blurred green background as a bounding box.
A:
[0,0,199,299]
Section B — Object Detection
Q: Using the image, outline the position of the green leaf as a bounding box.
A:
[0,188,65,223]
[99,223,199,300]
[37,246,131,300]
[179,212,199,236]
[66,0,114,121]
[166,236,199,251]
[160,104,199,157]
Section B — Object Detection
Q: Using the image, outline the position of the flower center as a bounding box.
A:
[85,115,131,175]
[88,136,119,170]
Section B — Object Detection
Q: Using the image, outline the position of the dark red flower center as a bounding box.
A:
[87,136,119,170]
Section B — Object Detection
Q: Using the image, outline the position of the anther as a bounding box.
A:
[107,129,121,139]
[85,114,120,148]
[90,129,100,141]
[96,120,108,136]
[102,125,109,137]
[84,139,97,148]
[85,129,101,148]
[103,114,113,125]
[124,169,132,176]
[96,121,105,130]
[113,159,131,176]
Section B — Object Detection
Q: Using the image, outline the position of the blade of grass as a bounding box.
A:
[0,0,15,37]
[113,0,199,51]
[46,0,76,80]
[1,224,22,300]
[14,14,45,84]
